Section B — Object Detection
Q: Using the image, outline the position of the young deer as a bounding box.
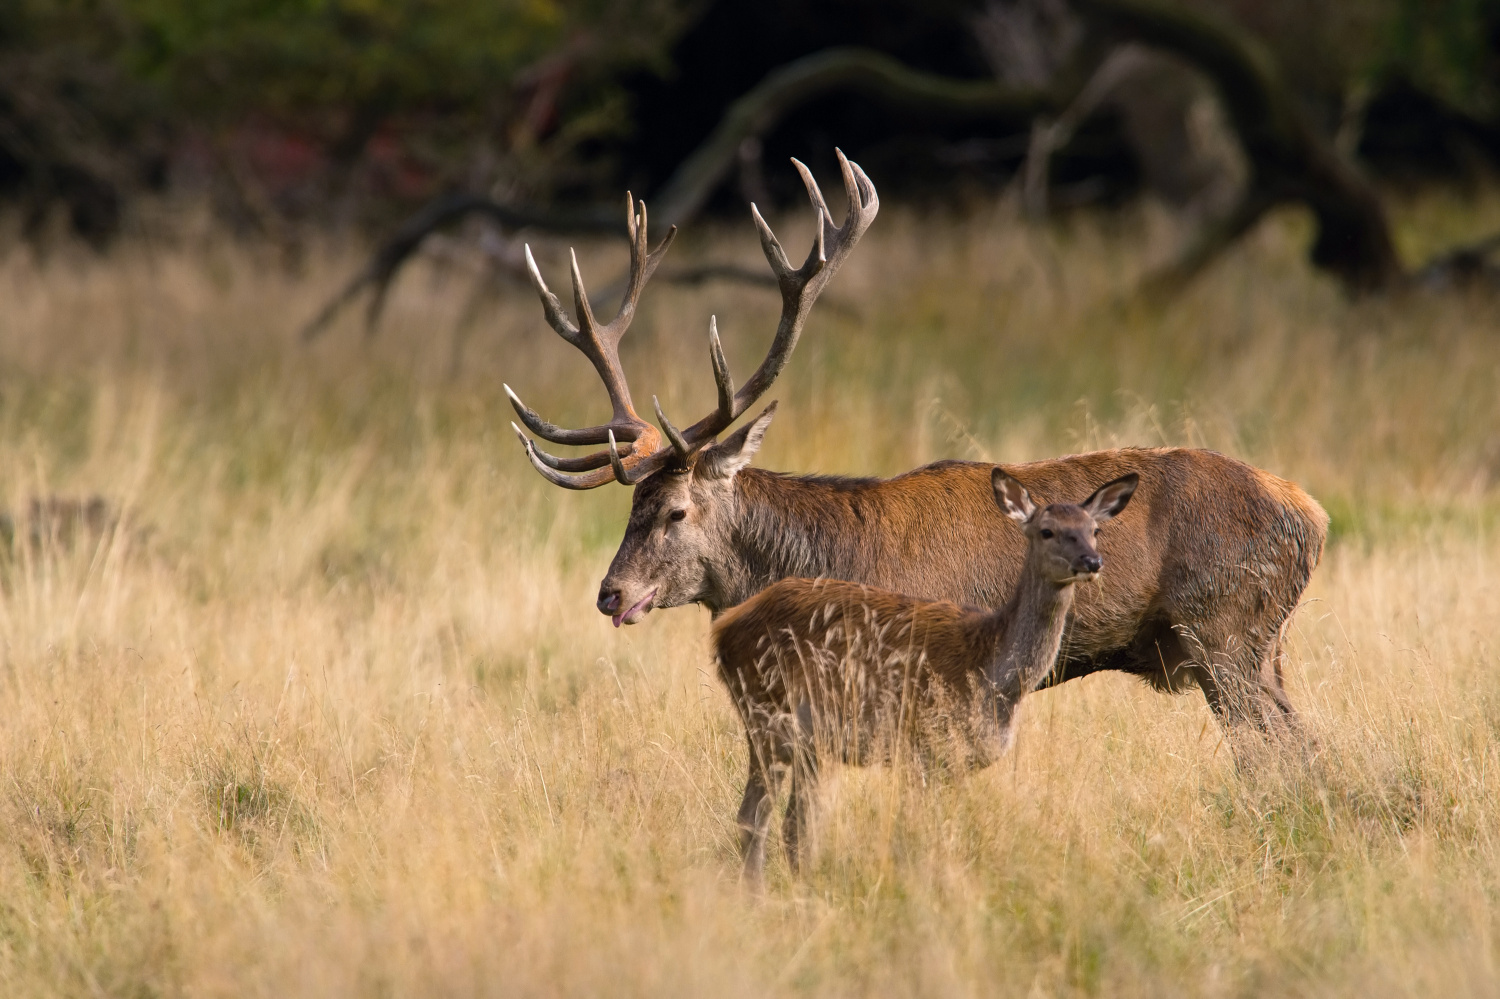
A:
[712,469,1138,884]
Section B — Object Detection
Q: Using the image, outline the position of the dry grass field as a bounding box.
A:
[1,190,1499,996]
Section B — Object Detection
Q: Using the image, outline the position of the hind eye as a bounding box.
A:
[1039,529,1054,539]
[668,509,687,523]
[1094,528,1101,537]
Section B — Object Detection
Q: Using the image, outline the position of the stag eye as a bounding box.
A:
[1094,528,1101,537]
[1039,529,1054,539]
[668,509,687,523]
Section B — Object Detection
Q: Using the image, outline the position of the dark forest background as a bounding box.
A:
[5,0,1500,291]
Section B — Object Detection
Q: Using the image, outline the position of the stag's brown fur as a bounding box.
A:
[603,441,1327,729]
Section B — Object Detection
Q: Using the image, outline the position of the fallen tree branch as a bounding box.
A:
[303,47,1053,341]
[301,193,624,341]
[1020,44,1151,217]
[651,46,1052,229]
[1413,230,1500,289]
[1079,0,1404,292]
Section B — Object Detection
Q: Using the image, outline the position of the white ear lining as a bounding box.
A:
[991,470,1035,524]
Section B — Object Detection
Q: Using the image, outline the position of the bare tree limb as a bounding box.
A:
[1413,230,1500,289]
[1078,0,1403,292]
[302,8,1500,334]
[1137,190,1276,297]
[304,47,1054,341]
[649,46,1052,229]
[1021,44,1151,217]
[301,193,624,341]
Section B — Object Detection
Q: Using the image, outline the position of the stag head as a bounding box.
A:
[506,150,878,625]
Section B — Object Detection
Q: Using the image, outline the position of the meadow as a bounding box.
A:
[0,189,1499,996]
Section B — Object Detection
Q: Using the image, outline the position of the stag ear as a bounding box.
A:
[695,402,777,480]
[991,468,1036,524]
[1079,473,1139,524]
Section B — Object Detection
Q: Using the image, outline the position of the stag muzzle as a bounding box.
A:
[597,583,657,627]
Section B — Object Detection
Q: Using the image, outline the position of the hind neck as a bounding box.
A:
[985,548,1076,699]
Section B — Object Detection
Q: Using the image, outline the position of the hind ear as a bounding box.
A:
[1080,473,1138,523]
[991,468,1036,524]
[695,402,776,480]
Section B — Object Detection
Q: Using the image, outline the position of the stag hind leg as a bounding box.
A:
[1174,500,1322,747]
[1177,618,1310,768]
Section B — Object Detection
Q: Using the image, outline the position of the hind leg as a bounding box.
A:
[781,702,820,873]
[738,731,787,887]
[1177,620,1310,769]
[781,748,819,873]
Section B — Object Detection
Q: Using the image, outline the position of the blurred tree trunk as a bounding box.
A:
[1079,0,1404,292]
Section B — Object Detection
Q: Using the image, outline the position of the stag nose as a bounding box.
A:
[597,586,622,616]
[1080,554,1103,575]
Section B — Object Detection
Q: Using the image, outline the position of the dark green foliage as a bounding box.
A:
[4,0,1500,244]
[1382,0,1500,117]
[0,0,685,236]
[125,0,565,120]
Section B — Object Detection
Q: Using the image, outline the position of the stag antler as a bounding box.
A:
[505,194,676,488]
[509,149,878,488]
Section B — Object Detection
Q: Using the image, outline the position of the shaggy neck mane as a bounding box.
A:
[721,467,883,609]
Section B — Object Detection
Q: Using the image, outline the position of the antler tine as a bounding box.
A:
[675,153,879,448]
[826,148,879,263]
[792,156,832,229]
[610,195,678,342]
[506,384,624,447]
[750,202,796,280]
[509,422,625,472]
[790,158,829,272]
[523,244,581,344]
[707,316,735,421]
[607,430,640,484]
[653,396,692,462]
[511,424,623,490]
[510,195,679,487]
[567,248,602,342]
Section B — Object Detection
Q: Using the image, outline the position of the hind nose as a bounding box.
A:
[597,586,621,616]
[1080,554,1103,574]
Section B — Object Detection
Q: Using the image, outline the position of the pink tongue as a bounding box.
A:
[612,590,656,628]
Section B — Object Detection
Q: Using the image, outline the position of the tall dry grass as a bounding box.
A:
[0,192,1498,996]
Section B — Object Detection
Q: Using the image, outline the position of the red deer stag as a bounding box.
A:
[505,149,1327,733]
[714,470,1138,883]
